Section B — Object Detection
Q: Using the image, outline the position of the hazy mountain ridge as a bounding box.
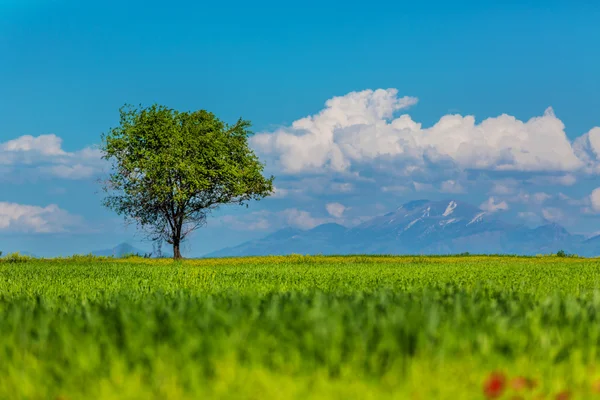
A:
[91,243,147,257]
[207,199,600,257]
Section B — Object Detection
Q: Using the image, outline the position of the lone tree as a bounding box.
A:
[100,104,273,259]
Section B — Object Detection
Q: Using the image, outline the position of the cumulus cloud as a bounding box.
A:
[1,134,66,156]
[0,202,82,233]
[252,89,594,177]
[573,127,600,173]
[0,134,103,180]
[326,202,346,218]
[250,89,419,174]
[479,197,509,213]
[590,188,600,213]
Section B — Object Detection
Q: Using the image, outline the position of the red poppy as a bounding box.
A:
[484,372,507,399]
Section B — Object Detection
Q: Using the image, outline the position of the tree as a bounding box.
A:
[100,104,274,259]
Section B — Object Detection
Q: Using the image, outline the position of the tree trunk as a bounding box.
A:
[173,242,182,260]
[172,216,183,260]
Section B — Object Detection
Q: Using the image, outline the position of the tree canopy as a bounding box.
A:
[100,104,273,259]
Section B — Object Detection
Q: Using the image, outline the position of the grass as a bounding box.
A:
[1,255,600,399]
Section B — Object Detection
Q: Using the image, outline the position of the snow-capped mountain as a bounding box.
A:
[206,200,600,257]
[348,200,508,238]
[340,199,517,254]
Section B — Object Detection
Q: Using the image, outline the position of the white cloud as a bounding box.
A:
[508,191,552,205]
[518,211,542,224]
[526,174,577,187]
[326,202,346,218]
[532,192,552,204]
[330,182,354,193]
[440,180,465,194]
[271,187,295,199]
[274,177,360,197]
[1,134,65,156]
[558,192,589,206]
[590,188,600,213]
[0,134,103,180]
[490,181,518,195]
[0,202,82,233]
[510,191,597,227]
[574,127,600,173]
[216,204,371,233]
[280,209,329,229]
[553,174,577,186]
[216,208,333,231]
[250,89,419,174]
[541,207,564,223]
[479,197,509,213]
[252,89,593,176]
[39,164,98,179]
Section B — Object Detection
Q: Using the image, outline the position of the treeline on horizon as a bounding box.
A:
[0,250,583,263]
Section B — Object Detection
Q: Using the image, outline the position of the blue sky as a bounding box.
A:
[1,0,600,256]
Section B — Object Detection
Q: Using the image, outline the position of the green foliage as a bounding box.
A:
[557,249,567,257]
[555,250,578,258]
[121,252,152,259]
[100,104,274,258]
[66,253,112,262]
[0,251,32,263]
[1,255,600,398]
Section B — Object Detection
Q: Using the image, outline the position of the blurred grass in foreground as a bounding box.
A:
[1,255,600,399]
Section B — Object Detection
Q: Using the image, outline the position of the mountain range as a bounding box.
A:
[206,199,600,257]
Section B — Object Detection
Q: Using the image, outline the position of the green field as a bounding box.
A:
[2,255,600,399]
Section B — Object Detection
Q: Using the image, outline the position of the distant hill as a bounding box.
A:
[91,243,149,257]
[584,234,600,245]
[206,199,600,257]
[207,224,347,257]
